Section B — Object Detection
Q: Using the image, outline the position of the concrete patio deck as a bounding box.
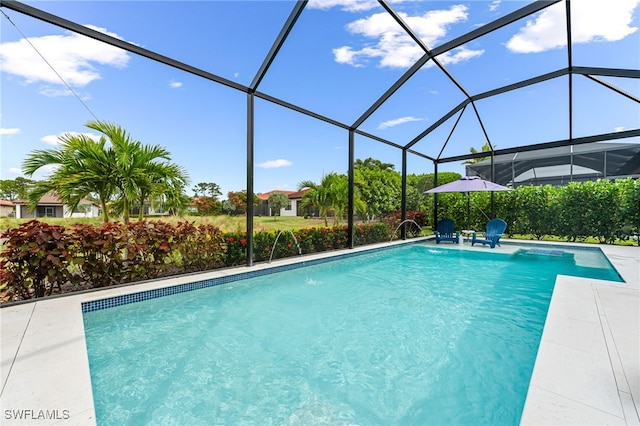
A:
[0,240,638,425]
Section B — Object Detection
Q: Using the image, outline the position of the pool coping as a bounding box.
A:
[0,239,638,425]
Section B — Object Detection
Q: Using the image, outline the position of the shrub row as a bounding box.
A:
[0,221,391,302]
[436,178,640,244]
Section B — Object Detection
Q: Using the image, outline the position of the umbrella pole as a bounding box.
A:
[467,193,470,230]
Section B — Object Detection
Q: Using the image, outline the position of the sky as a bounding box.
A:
[1,0,639,198]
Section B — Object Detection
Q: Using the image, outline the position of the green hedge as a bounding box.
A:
[0,221,390,302]
[435,178,639,244]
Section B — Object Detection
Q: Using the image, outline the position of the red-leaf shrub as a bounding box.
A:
[173,222,227,272]
[127,221,178,280]
[0,220,75,299]
[66,222,129,287]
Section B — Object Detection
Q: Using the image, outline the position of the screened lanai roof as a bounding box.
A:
[1,0,638,257]
[2,0,638,163]
[467,142,640,187]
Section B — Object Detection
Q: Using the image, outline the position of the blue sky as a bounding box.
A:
[1,0,639,197]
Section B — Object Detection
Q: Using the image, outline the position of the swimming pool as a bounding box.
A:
[82,243,623,425]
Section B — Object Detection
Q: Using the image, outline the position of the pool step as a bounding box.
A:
[525,248,565,257]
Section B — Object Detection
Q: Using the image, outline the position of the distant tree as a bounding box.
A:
[0,178,35,200]
[163,188,192,216]
[192,196,220,215]
[190,182,223,217]
[192,182,222,199]
[299,175,335,226]
[222,199,236,215]
[406,172,461,211]
[323,173,366,225]
[354,167,400,221]
[463,142,495,164]
[299,173,365,226]
[268,192,289,221]
[227,190,259,214]
[355,157,395,171]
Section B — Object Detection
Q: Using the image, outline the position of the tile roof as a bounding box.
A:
[256,189,310,200]
[256,190,295,201]
[287,188,310,199]
[13,193,96,205]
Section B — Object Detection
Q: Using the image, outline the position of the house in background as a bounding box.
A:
[0,200,15,217]
[13,194,100,219]
[255,189,313,217]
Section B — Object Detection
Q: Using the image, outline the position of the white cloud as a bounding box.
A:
[7,167,22,174]
[33,164,59,176]
[169,81,183,88]
[0,128,20,135]
[41,135,63,146]
[506,0,639,53]
[489,0,501,12]
[257,159,293,169]
[308,0,381,12]
[378,116,423,129]
[39,87,74,97]
[437,45,484,66]
[614,126,627,132]
[333,6,483,69]
[41,131,101,146]
[0,25,130,88]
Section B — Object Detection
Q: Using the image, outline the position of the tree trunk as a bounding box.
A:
[138,196,144,221]
[100,200,110,223]
[123,198,130,224]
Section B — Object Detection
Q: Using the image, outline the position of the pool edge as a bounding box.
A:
[520,275,639,425]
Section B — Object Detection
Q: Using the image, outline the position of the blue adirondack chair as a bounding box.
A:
[472,218,507,248]
[434,218,459,244]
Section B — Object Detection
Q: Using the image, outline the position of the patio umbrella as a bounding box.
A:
[424,176,511,230]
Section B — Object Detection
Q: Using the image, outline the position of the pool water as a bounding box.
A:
[83,244,622,425]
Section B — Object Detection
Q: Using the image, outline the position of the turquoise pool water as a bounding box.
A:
[83,244,622,425]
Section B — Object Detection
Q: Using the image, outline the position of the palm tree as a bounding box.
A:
[84,120,189,223]
[463,142,495,164]
[133,156,189,220]
[22,120,189,223]
[355,157,395,171]
[299,174,335,226]
[83,120,142,223]
[299,173,366,226]
[22,134,117,222]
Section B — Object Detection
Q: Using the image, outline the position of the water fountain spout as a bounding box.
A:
[268,229,302,263]
[391,219,423,241]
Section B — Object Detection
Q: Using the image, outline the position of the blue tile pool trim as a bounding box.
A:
[81,241,423,313]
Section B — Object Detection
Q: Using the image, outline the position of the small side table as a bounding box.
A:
[461,230,475,244]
